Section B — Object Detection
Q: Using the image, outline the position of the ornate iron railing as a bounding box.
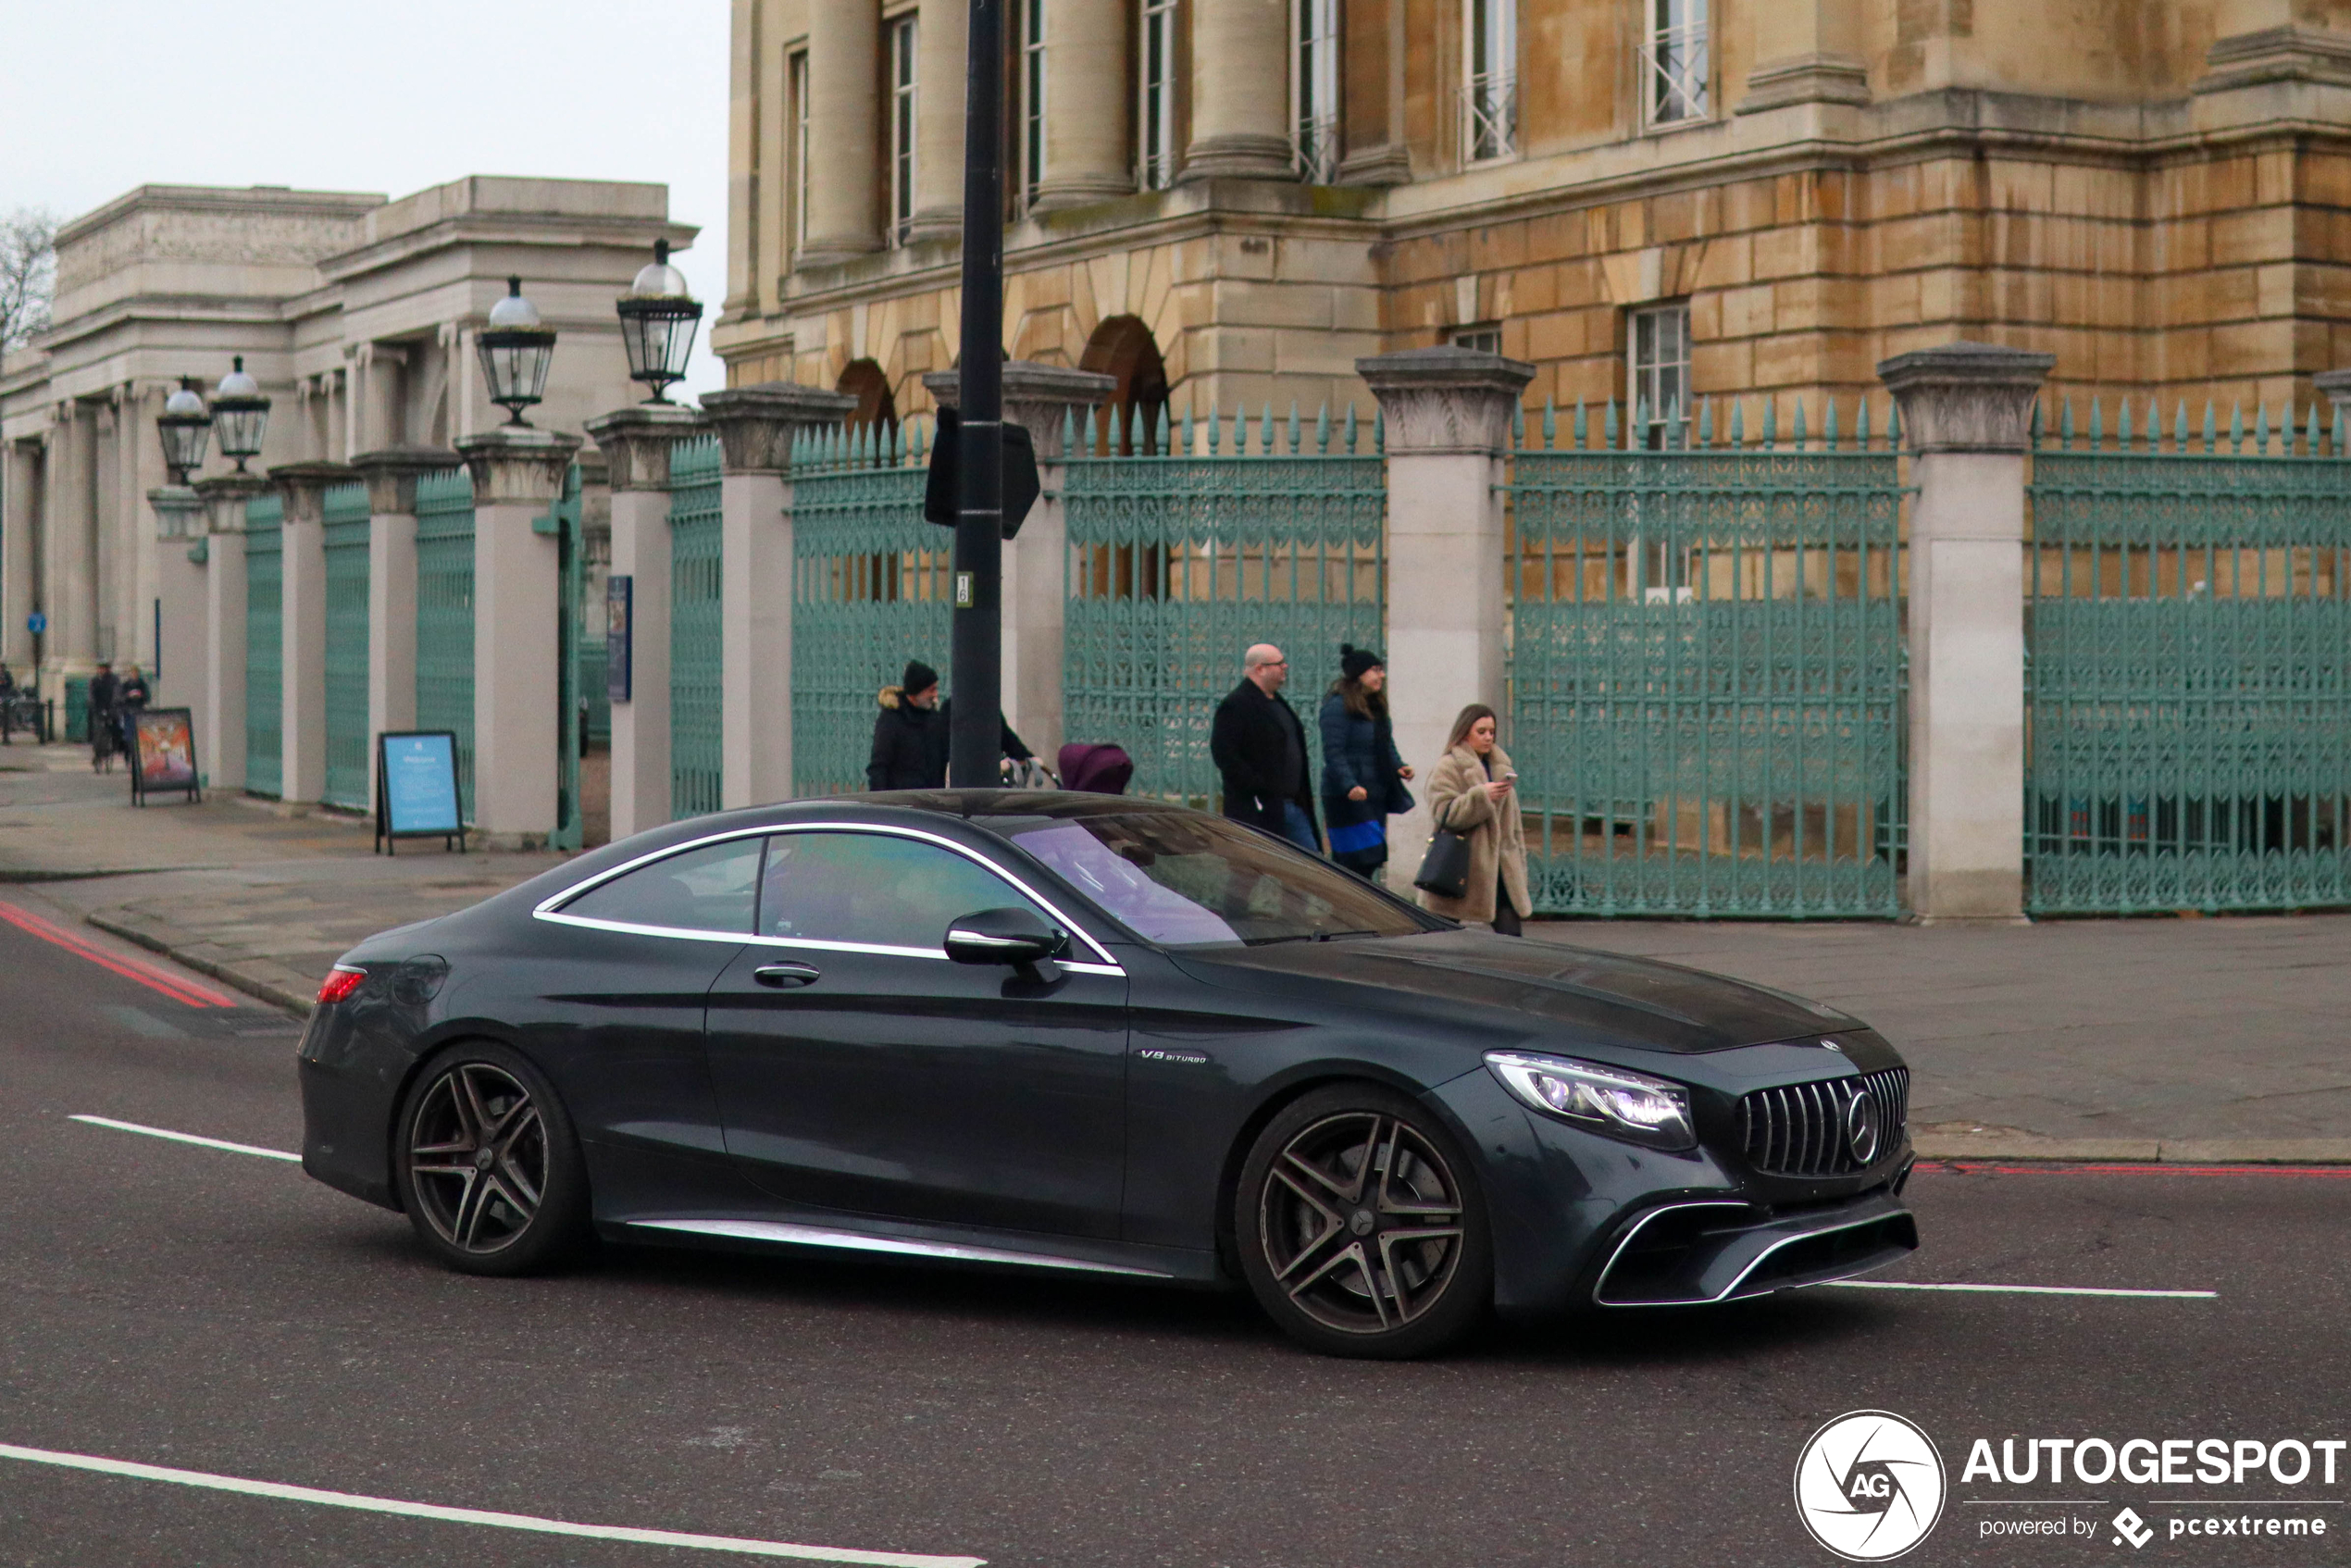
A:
[549,465,585,852]
[413,467,475,819]
[243,492,284,798]
[790,422,950,797]
[1508,397,1907,917]
[1064,404,1387,808]
[668,436,724,819]
[321,482,372,811]
[2026,400,2351,913]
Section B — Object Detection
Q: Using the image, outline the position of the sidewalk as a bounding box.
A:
[5,740,2345,1160]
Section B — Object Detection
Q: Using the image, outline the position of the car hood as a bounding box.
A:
[1168,927,1860,1054]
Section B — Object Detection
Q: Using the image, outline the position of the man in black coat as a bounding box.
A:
[1210,642,1320,852]
[865,659,1034,790]
[86,662,119,771]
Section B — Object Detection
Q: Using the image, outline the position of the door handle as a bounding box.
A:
[752,962,821,989]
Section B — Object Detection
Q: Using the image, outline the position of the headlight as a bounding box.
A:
[1484,1051,1697,1151]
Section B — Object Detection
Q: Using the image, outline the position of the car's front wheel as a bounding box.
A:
[1236,1085,1492,1358]
[393,1041,590,1276]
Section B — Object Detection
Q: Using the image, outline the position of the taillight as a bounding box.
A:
[317,965,367,1005]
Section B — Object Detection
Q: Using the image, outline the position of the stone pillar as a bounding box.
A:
[1034,0,1135,213]
[147,485,205,713]
[455,429,584,846]
[584,405,706,839]
[924,362,1116,765]
[351,448,454,810]
[906,0,969,243]
[45,403,101,703]
[701,384,855,807]
[802,0,885,266]
[2,440,38,674]
[1181,0,1293,182]
[195,475,267,790]
[268,461,354,805]
[1878,343,2053,924]
[1359,347,1535,888]
[1737,0,1871,111]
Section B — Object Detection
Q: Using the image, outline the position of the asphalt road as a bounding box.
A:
[1,901,2345,1568]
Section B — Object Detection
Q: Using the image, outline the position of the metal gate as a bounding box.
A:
[2026,404,2351,913]
[414,467,475,819]
[551,465,585,852]
[790,424,947,796]
[1063,405,1387,804]
[1508,401,1908,917]
[243,492,284,798]
[321,482,372,810]
[668,435,723,818]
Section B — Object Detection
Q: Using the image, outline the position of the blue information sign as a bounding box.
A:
[26,612,46,636]
[378,731,464,848]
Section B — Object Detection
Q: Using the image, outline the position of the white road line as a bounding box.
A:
[1822,1280,2218,1300]
[69,1114,301,1164]
[0,1442,985,1567]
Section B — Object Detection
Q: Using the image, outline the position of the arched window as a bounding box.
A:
[1079,317,1170,455]
[835,359,900,435]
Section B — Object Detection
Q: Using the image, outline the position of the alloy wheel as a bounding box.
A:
[405,1062,547,1254]
[1257,1110,1467,1336]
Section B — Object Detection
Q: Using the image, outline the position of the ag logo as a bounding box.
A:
[1793,1410,1947,1561]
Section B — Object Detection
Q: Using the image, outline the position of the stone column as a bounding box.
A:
[45,403,101,703]
[351,448,455,811]
[924,362,1116,765]
[802,0,885,266]
[268,461,354,806]
[1181,0,1294,181]
[455,429,584,847]
[1878,343,2053,923]
[147,484,205,713]
[1359,347,1535,888]
[1737,0,1871,111]
[701,384,855,808]
[906,0,969,243]
[194,475,267,790]
[1034,0,1135,213]
[2,440,38,674]
[584,405,706,839]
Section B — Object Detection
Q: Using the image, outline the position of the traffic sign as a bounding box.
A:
[26,612,45,636]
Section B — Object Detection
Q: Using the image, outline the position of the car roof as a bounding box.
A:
[847,790,1195,821]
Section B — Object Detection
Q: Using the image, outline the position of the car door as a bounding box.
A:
[703,826,1130,1239]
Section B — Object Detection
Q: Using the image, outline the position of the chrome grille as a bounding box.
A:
[1739,1067,1909,1177]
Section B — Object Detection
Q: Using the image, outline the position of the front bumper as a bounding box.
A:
[1590,1188,1917,1306]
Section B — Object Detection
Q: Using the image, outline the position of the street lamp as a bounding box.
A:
[616,240,701,405]
[477,276,557,427]
[211,356,271,472]
[155,378,212,483]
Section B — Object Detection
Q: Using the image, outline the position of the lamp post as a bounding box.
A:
[616,241,702,405]
[477,277,558,427]
[210,357,271,472]
[156,379,213,485]
[951,0,1007,789]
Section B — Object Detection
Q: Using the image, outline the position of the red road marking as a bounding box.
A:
[1917,1160,2351,1180]
[0,901,235,1008]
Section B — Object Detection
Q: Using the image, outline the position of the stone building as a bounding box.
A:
[0,177,690,712]
[715,0,2351,436]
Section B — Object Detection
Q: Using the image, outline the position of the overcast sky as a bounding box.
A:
[3,0,731,392]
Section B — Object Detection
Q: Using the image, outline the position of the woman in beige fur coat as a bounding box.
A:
[1418,703,1533,934]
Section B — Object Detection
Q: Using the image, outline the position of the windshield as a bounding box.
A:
[1008,812,1432,947]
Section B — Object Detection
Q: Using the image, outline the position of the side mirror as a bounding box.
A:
[943,906,1069,967]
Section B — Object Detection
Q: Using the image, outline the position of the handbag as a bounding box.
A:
[1412,824,1474,899]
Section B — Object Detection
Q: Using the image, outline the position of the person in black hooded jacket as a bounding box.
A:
[865,659,1033,790]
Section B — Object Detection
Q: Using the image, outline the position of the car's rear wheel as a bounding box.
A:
[393,1041,589,1276]
[1236,1085,1491,1358]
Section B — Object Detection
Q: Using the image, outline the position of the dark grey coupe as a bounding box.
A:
[299,791,1917,1358]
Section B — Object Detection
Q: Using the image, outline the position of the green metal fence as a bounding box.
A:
[243,492,284,797]
[1508,399,1908,917]
[1064,404,1387,805]
[321,482,372,810]
[2026,401,2351,914]
[667,436,725,819]
[551,466,585,852]
[414,467,475,819]
[790,423,949,796]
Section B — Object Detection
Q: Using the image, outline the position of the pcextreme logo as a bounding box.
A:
[1795,1410,1949,1562]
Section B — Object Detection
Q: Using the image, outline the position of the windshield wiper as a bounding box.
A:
[1312,929,1385,941]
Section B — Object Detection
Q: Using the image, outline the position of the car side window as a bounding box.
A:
[759,831,1050,951]
[560,837,765,935]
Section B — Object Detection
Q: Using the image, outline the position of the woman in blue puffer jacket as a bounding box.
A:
[1318,644,1415,879]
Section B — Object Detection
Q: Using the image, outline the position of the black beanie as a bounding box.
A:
[902,660,939,696]
[1340,643,1383,681]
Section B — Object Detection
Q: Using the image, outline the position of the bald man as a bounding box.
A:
[1209,642,1321,852]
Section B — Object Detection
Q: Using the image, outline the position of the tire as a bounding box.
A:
[392,1040,591,1276]
[1235,1084,1492,1359]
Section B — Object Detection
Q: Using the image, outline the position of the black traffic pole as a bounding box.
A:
[949,0,1005,789]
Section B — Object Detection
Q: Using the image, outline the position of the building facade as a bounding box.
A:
[715,0,2351,434]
